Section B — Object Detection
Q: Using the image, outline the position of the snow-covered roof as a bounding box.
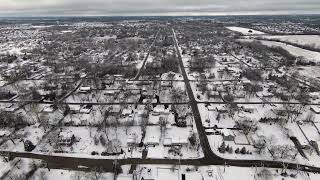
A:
[80,107,91,114]
[172,137,189,145]
[127,133,137,144]
[221,129,234,137]
[42,106,54,113]
[153,105,166,113]
[207,104,215,111]
[145,136,160,145]
[69,105,81,111]
[216,105,227,112]
[122,109,133,115]
[79,86,91,91]
[59,131,74,138]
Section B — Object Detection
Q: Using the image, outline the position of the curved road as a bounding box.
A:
[171,28,320,173]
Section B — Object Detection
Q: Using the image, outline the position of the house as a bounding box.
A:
[145,136,160,146]
[79,86,91,93]
[69,105,81,114]
[152,105,166,115]
[80,105,92,114]
[142,90,154,98]
[216,105,228,113]
[122,108,133,117]
[108,106,122,116]
[104,90,120,96]
[127,133,138,146]
[221,129,235,141]
[58,131,76,146]
[241,105,254,113]
[208,91,220,98]
[161,81,171,87]
[172,137,189,146]
[207,104,216,111]
[234,91,245,98]
[42,105,56,113]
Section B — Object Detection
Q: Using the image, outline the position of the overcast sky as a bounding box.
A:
[0,0,319,16]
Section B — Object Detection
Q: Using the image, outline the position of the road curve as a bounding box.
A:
[171,27,320,173]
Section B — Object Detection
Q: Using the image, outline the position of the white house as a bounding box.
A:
[79,86,91,93]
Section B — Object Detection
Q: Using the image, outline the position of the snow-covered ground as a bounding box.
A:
[260,35,320,49]
[8,164,313,180]
[238,39,320,62]
[226,27,266,35]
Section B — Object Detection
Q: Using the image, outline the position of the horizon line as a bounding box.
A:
[1,12,320,18]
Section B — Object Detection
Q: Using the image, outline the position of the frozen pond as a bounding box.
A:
[226,26,266,35]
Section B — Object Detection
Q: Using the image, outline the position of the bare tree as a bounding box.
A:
[270,144,297,160]
[255,168,273,180]
[283,104,303,123]
[253,136,267,154]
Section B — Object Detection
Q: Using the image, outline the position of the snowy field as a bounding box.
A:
[226,26,266,35]
[260,35,320,49]
[238,39,320,62]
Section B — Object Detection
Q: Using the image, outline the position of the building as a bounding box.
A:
[145,136,160,146]
[109,106,122,116]
[79,86,91,93]
[122,108,133,117]
[79,105,92,114]
[208,91,220,98]
[127,133,138,146]
[42,105,56,113]
[69,105,81,114]
[221,129,235,141]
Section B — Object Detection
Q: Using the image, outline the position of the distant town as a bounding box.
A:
[0,15,320,179]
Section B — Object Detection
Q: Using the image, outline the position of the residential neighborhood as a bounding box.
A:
[0,14,320,180]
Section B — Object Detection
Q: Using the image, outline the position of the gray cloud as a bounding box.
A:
[0,0,319,16]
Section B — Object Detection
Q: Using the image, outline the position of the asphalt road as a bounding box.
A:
[1,28,320,175]
[171,28,320,173]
